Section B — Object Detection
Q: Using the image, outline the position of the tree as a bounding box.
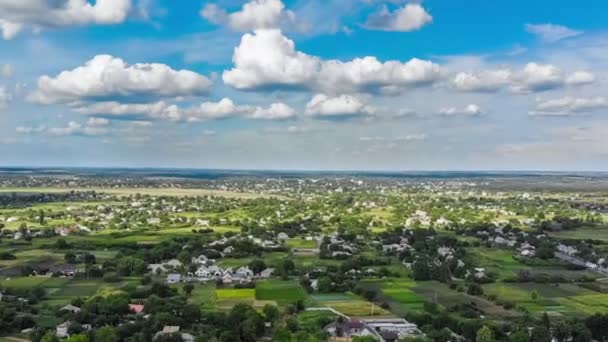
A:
[531,290,539,301]
[571,322,592,342]
[95,326,117,342]
[553,319,571,342]
[541,312,550,328]
[65,334,89,342]
[183,283,194,296]
[249,259,266,275]
[40,331,59,342]
[476,326,495,342]
[508,330,529,342]
[263,304,279,323]
[64,253,77,264]
[467,283,484,296]
[272,327,293,342]
[530,326,551,342]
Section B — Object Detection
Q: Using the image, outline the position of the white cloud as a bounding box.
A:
[29,54,212,104]
[47,118,110,137]
[565,71,595,85]
[16,125,46,134]
[0,0,132,40]
[511,62,565,93]
[452,63,595,93]
[1,64,13,78]
[305,94,373,118]
[365,3,432,32]
[525,23,582,43]
[438,104,483,116]
[201,0,296,31]
[248,102,296,120]
[530,96,608,116]
[451,69,512,92]
[223,29,442,93]
[0,86,11,110]
[75,98,296,122]
[360,134,427,142]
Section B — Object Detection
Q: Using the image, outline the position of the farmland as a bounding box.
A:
[0,173,608,341]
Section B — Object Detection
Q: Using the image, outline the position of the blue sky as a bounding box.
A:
[0,0,608,170]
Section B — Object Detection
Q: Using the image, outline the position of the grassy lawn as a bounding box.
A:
[188,284,217,308]
[484,282,608,316]
[0,276,52,288]
[0,187,284,199]
[549,225,608,242]
[313,292,391,317]
[286,239,317,249]
[255,280,307,304]
[471,247,530,280]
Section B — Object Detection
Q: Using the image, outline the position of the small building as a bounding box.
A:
[56,321,72,338]
[59,304,81,314]
[167,274,182,284]
[129,304,145,314]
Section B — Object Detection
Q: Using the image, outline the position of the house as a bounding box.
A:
[195,266,211,278]
[51,264,77,277]
[129,304,145,314]
[59,304,81,314]
[277,232,289,240]
[56,321,72,338]
[222,273,233,284]
[164,259,183,268]
[148,264,167,274]
[191,254,210,265]
[154,327,195,342]
[235,266,253,278]
[223,246,235,255]
[167,274,182,284]
[362,318,421,339]
[259,268,274,279]
[325,319,375,339]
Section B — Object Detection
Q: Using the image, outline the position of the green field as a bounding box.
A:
[255,280,307,304]
[549,225,608,242]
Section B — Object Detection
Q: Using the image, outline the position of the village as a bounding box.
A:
[0,174,607,341]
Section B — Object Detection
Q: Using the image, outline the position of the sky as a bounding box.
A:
[0,0,607,171]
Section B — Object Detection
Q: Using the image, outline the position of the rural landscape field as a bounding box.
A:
[2,0,608,341]
[0,169,607,341]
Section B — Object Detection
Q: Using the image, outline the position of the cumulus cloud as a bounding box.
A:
[565,71,595,85]
[451,69,512,92]
[305,94,373,118]
[438,104,483,116]
[201,0,296,31]
[16,125,47,134]
[525,23,582,43]
[47,117,110,137]
[451,63,595,93]
[1,64,13,78]
[530,96,608,116]
[365,3,432,32]
[360,134,427,142]
[0,86,11,110]
[223,29,442,93]
[0,0,132,39]
[29,55,212,104]
[75,98,296,122]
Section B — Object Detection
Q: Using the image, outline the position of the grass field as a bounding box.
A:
[0,187,284,199]
[484,282,608,316]
[285,238,317,249]
[471,248,530,280]
[255,280,307,304]
[312,292,392,317]
[549,225,608,242]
